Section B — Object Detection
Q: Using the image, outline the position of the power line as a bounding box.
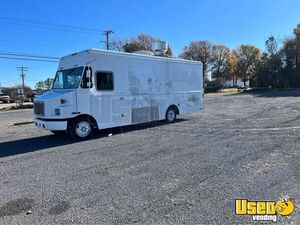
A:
[0,56,59,63]
[0,16,101,35]
[0,16,100,32]
[0,20,100,35]
[0,51,60,60]
[0,39,79,51]
[0,51,60,62]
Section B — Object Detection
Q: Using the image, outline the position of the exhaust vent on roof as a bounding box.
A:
[152,41,168,57]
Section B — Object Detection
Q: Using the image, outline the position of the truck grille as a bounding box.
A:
[34,101,45,116]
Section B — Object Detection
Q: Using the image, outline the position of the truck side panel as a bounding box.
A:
[86,52,203,129]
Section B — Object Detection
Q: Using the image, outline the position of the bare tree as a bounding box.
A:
[136,33,156,51]
[211,45,230,87]
[35,78,53,91]
[5,85,32,100]
[110,33,174,55]
[44,78,54,90]
[35,81,45,91]
[109,38,129,52]
[179,41,213,80]
[124,39,144,53]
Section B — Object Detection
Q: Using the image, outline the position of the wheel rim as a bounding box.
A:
[75,121,91,138]
[167,110,175,121]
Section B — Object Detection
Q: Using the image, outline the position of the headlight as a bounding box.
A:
[55,108,60,116]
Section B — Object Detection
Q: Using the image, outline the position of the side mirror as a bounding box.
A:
[86,69,92,88]
[86,69,91,79]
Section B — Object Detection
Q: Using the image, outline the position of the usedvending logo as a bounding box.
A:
[235,198,295,222]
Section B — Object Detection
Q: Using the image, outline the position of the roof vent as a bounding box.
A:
[152,41,168,57]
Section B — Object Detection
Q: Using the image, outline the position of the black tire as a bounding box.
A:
[165,107,177,123]
[69,118,94,140]
[51,130,66,135]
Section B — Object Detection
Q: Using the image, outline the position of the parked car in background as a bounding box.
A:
[0,95,11,103]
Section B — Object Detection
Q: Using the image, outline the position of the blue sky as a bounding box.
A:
[0,0,300,88]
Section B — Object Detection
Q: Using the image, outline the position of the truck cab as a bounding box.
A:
[34,62,97,139]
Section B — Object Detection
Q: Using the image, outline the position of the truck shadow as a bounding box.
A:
[0,119,186,158]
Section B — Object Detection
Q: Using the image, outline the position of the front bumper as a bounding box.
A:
[34,118,68,131]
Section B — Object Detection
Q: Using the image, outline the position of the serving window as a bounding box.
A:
[96,71,114,91]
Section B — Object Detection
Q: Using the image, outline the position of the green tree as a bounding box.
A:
[255,24,300,88]
[255,52,270,87]
[256,36,281,88]
[265,36,283,88]
[282,38,299,87]
[280,24,300,87]
[293,24,300,70]
[234,45,261,86]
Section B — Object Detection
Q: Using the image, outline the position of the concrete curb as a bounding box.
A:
[13,121,34,126]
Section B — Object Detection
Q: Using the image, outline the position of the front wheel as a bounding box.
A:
[69,118,94,140]
[165,107,177,123]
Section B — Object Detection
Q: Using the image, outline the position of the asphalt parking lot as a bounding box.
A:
[0,91,299,225]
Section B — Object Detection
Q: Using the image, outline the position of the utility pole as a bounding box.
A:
[17,66,28,107]
[102,30,114,50]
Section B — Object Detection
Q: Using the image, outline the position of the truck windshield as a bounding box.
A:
[52,67,84,89]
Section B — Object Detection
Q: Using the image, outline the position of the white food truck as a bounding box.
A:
[34,47,203,139]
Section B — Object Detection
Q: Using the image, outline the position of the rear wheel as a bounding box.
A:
[69,118,94,140]
[165,107,177,123]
